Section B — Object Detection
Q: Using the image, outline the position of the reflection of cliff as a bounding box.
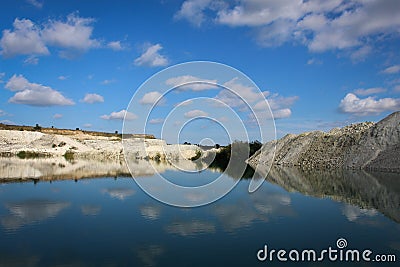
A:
[0,157,130,181]
[0,158,205,182]
[261,166,400,223]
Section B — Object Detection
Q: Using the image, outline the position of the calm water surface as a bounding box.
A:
[0,160,399,267]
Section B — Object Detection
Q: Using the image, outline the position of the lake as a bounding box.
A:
[0,158,399,266]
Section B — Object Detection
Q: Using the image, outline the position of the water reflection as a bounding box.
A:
[0,157,130,180]
[0,165,398,266]
[1,199,70,230]
[0,254,40,267]
[102,187,135,200]
[135,244,165,267]
[261,166,400,223]
[342,204,378,222]
[213,190,295,232]
[0,157,204,182]
[140,204,161,220]
[165,220,216,236]
[80,204,101,216]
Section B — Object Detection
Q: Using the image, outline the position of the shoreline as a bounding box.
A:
[0,128,201,161]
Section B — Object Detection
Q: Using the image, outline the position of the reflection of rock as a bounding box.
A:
[136,245,164,267]
[102,188,135,200]
[140,205,161,220]
[1,199,70,230]
[259,166,400,223]
[80,205,101,216]
[0,157,130,181]
[0,158,205,182]
[165,220,215,236]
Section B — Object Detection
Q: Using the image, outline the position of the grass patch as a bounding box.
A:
[154,152,162,162]
[17,151,45,159]
[64,150,75,161]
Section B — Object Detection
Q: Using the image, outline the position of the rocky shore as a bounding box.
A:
[0,128,200,161]
[248,111,400,172]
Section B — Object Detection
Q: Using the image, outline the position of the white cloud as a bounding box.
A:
[107,41,124,51]
[134,43,168,67]
[272,108,292,119]
[174,0,213,27]
[100,79,116,85]
[0,13,111,58]
[83,123,92,128]
[5,74,74,106]
[218,116,229,122]
[382,65,400,74]
[149,118,164,124]
[165,75,218,91]
[0,109,7,116]
[58,75,68,80]
[184,109,209,118]
[353,87,386,96]
[253,94,298,111]
[100,109,137,121]
[81,93,104,104]
[26,0,43,8]
[307,58,322,65]
[248,108,292,122]
[251,94,296,121]
[394,85,400,93]
[0,18,49,57]
[215,78,268,107]
[175,100,193,107]
[268,95,298,110]
[23,55,39,65]
[176,0,400,56]
[339,93,400,116]
[217,0,303,27]
[301,1,400,52]
[350,45,372,62]
[139,91,164,105]
[42,13,100,51]
[0,72,5,83]
[53,113,63,119]
[256,19,296,47]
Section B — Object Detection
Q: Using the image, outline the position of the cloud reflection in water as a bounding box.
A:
[1,199,70,230]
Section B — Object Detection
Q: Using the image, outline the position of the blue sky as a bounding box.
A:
[1,0,400,144]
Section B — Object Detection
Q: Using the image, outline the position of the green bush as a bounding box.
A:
[64,150,75,161]
[190,150,202,161]
[203,140,262,178]
[154,152,161,161]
